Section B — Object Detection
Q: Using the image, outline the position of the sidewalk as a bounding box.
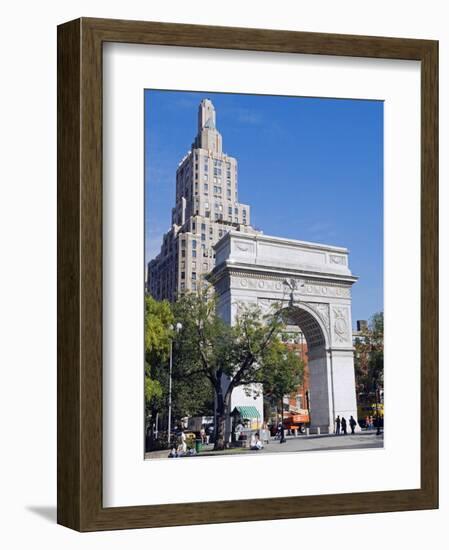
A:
[144,431,384,460]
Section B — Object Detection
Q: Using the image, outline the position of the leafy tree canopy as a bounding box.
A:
[354,311,384,396]
[172,288,300,448]
[261,338,304,404]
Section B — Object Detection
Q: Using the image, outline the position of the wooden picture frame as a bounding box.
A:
[57,17,438,531]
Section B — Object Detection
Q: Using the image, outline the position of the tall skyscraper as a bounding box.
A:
[147,98,260,301]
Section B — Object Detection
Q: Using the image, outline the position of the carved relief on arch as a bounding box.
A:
[331,305,351,345]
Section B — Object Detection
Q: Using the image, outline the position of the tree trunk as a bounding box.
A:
[280,398,285,444]
[214,385,232,450]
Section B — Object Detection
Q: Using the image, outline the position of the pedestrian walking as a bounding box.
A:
[349,415,357,434]
[341,416,347,435]
[335,415,341,435]
[365,415,370,430]
[234,422,244,442]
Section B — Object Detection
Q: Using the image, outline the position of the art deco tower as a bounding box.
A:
[147,99,259,301]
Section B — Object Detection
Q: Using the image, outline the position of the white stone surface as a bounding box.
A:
[210,231,360,434]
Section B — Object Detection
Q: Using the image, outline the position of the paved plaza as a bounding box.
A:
[145,431,384,460]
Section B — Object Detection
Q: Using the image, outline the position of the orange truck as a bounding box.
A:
[284,410,310,431]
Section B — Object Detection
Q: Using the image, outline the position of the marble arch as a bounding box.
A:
[208,231,360,435]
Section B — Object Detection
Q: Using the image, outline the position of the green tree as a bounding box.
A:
[261,338,304,442]
[144,294,214,448]
[144,295,173,442]
[354,311,384,406]
[173,289,292,450]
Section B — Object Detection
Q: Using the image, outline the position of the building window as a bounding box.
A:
[192,282,197,290]
[181,250,185,258]
[181,272,185,280]
[209,227,213,234]
[227,189,231,198]
[192,250,197,258]
[228,207,232,215]
[201,223,206,230]
[235,217,239,223]
[203,262,208,270]
[234,207,238,215]
[192,272,197,280]
[204,183,208,191]
[192,239,197,248]
[201,233,206,241]
[192,261,196,269]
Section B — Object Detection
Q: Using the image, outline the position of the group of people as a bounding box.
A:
[334,415,357,435]
[364,415,376,430]
[199,426,211,445]
[168,430,189,458]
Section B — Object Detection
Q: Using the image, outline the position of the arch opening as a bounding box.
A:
[280,305,332,433]
[281,305,327,350]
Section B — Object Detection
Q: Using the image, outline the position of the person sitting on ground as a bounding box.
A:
[250,432,263,450]
[176,430,187,456]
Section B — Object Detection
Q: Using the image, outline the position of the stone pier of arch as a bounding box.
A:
[208,231,360,436]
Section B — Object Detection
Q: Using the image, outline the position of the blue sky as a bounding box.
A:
[145,90,383,326]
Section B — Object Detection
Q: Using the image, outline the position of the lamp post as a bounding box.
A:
[279,278,300,444]
[167,322,182,446]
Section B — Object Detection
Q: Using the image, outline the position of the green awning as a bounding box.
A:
[232,406,260,419]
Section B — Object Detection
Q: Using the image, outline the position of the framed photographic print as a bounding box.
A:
[57,17,438,531]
